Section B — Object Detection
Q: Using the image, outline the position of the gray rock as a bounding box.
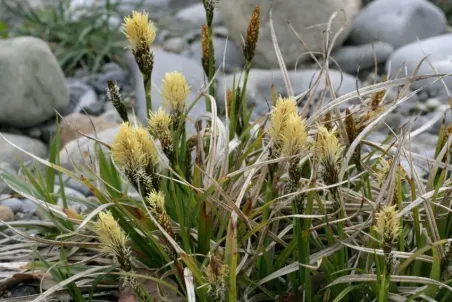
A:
[0,37,69,128]
[60,126,118,173]
[184,37,245,73]
[36,120,58,144]
[67,79,93,113]
[101,62,124,74]
[126,49,206,134]
[331,41,394,73]
[175,3,223,27]
[0,195,37,213]
[55,175,93,197]
[163,38,188,54]
[386,34,452,94]
[0,133,47,170]
[0,162,15,195]
[93,69,128,93]
[219,0,362,68]
[54,185,88,213]
[77,89,105,116]
[349,0,446,48]
[217,68,361,119]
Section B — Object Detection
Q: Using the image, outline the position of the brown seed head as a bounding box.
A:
[201,24,211,76]
[243,5,260,62]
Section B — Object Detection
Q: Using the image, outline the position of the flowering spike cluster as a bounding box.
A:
[269,97,298,151]
[148,107,173,161]
[243,5,260,62]
[374,158,391,186]
[315,125,344,166]
[201,24,214,77]
[203,0,219,26]
[147,190,175,239]
[161,71,191,118]
[122,10,155,75]
[206,253,228,300]
[280,114,308,157]
[122,11,156,52]
[111,122,159,195]
[107,81,129,123]
[374,205,401,253]
[96,212,132,271]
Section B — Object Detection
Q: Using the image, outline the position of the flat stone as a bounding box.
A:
[59,112,119,147]
[331,41,394,74]
[349,0,446,48]
[0,205,14,221]
[0,133,47,171]
[386,34,452,94]
[60,126,119,173]
[163,37,188,54]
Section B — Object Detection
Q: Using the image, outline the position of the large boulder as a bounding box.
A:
[386,34,452,95]
[349,0,446,48]
[0,37,69,128]
[219,0,362,69]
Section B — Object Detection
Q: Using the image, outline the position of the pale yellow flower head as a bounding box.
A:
[147,190,166,213]
[148,107,172,138]
[111,122,158,171]
[374,158,391,186]
[315,125,344,164]
[280,114,308,157]
[133,125,159,167]
[268,97,298,146]
[374,205,400,247]
[96,211,128,255]
[161,71,191,113]
[122,10,156,51]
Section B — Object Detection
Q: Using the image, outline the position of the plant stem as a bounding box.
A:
[144,73,152,117]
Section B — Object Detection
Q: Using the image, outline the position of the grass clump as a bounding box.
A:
[2,3,452,302]
[1,0,128,74]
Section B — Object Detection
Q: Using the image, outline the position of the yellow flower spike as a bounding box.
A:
[96,211,128,256]
[111,122,142,170]
[111,122,159,171]
[122,10,156,51]
[374,158,391,186]
[268,97,298,146]
[161,72,191,114]
[281,114,308,157]
[148,107,172,138]
[315,125,344,164]
[374,205,401,250]
[133,125,159,168]
[147,190,175,239]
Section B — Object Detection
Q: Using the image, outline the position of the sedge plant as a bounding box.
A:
[4,5,452,302]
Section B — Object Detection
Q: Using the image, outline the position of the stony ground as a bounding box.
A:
[0,0,450,232]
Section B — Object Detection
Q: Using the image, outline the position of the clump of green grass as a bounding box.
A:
[1,0,129,75]
[2,2,452,302]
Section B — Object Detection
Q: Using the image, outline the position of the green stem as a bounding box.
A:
[144,73,152,118]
